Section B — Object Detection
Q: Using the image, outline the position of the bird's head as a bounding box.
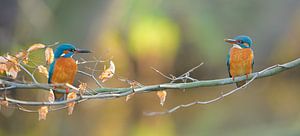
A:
[224,35,253,48]
[54,43,91,59]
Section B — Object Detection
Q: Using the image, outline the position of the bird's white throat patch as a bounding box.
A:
[60,53,74,57]
[233,44,242,49]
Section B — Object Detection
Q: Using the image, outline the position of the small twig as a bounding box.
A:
[144,63,282,116]
[78,70,103,87]
[76,57,106,65]
[145,73,259,116]
[18,64,38,83]
[46,41,59,48]
[117,76,144,88]
[151,67,174,80]
[0,57,298,116]
[152,63,203,83]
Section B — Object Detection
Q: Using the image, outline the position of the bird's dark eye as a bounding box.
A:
[70,49,75,52]
[237,40,243,44]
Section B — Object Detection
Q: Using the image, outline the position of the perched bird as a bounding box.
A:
[48,43,91,101]
[225,35,254,87]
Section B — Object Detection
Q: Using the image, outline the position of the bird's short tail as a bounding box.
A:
[236,80,246,88]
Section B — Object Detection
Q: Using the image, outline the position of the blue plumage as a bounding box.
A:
[48,43,76,84]
[225,35,254,87]
[48,61,55,83]
[47,43,91,100]
[53,43,76,58]
[233,35,253,48]
[226,51,231,77]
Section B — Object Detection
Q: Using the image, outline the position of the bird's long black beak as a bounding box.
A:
[75,49,92,53]
[224,39,237,44]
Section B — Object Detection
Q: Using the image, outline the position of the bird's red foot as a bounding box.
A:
[66,88,69,94]
[246,74,249,79]
[232,76,235,81]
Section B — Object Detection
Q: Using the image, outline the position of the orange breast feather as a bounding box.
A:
[51,58,77,84]
[229,48,253,77]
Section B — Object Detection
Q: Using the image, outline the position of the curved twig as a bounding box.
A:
[0,58,298,107]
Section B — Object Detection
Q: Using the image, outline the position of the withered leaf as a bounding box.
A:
[45,47,54,65]
[15,51,29,64]
[37,65,48,78]
[0,100,9,108]
[5,54,20,79]
[157,91,167,106]
[67,92,77,115]
[78,83,87,95]
[0,56,7,74]
[27,43,46,52]
[99,61,115,82]
[38,106,48,120]
[125,93,135,102]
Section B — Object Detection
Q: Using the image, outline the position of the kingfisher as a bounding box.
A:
[48,43,91,101]
[225,35,254,87]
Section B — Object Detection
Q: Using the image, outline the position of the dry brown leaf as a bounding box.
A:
[5,54,20,79]
[45,47,54,64]
[125,93,135,102]
[0,100,9,108]
[0,56,7,73]
[15,51,26,58]
[38,106,48,120]
[48,90,55,103]
[15,51,29,64]
[67,92,77,115]
[99,61,115,82]
[78,83,87,95]
[67,92,77,99]
[37,65,48,78]
[27,43,46,52]
[157,91,167,106]
[0,55,20,79]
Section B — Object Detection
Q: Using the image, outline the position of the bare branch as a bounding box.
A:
[78,70,103,87]
[152,62,204,83]
[0,57,299,115]
[18,64,38,83]
[144,63,278,116]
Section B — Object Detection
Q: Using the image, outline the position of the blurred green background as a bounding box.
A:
[0,0,300,136]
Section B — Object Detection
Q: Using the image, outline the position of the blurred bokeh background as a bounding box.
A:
[0,0,300,136]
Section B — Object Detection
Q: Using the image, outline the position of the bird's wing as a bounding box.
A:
[226,49,232,77]
[48,61,56,83]
[251,48,254,71]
